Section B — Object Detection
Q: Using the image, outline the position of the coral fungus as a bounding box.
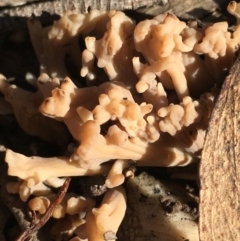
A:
[1,7,239,241]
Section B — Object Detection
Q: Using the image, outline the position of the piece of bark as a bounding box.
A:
[0,0,161,17]
[0,0,230,19]
[0,0,40,7]
[199,55,240,240]
[137,0,229,20]
[0,0,232,39]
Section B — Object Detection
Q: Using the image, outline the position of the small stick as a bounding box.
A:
[15,177,71,241]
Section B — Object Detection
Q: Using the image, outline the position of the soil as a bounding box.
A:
[160,197,198,220]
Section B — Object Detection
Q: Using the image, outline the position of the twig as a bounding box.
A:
[15,177,71,241]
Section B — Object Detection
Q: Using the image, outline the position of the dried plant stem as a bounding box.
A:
[15,177,71,241]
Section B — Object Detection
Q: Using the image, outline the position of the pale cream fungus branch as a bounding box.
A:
[4,69,198,197]
[158,92,217,155]
[227,1,240,24]
[39,78,133,140]
[133,14,188,99]
[0,73,70,146]
[70,121,195,169]
[5,149,110,185]
[40,77,159,143]
[50,215,85,241]
[6,179,52,202]
[28,10,109,78]
[28,193,95,218]
[193,21,240,80]
[81,10,138,89]
[133,13,208,100]
[75,186,126,241]
[105,159,129,188]
[4,8,240,241]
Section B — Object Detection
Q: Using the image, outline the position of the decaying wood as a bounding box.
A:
[0,0,163,17]
[0,0,39,7]
[0,0,231,37]
[0,0,230,19]
[200,55,240,241]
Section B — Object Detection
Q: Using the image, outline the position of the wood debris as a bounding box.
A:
[200,54,240,241]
